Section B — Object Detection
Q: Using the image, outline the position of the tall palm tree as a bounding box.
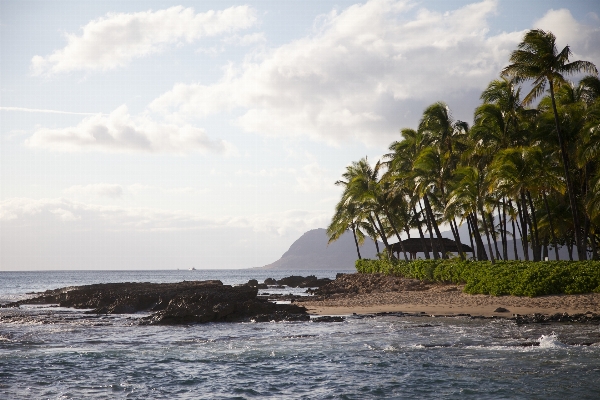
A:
[501,29,598,260]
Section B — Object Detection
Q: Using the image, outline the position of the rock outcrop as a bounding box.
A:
[4,281,309,324]
[307,273,433,298]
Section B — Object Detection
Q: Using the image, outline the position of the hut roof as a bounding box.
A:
[390,238,473,253]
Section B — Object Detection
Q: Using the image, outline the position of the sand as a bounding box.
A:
[300,284,600,317]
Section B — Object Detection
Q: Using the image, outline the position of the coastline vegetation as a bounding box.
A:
[328,30,600,262]
[356,259,600,297]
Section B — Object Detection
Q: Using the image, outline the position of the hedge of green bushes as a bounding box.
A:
[355,259,600,297]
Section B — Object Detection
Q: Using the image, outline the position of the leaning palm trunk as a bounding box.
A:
[413,206,431,259]
[466,215,477,260]
[373,237,380,254]
[511,213,519,260]
[421,200,440,259]
[516,196,530,261]
[373,213,393,257]
[423,194,448,258]
[480,208,496,263]
[542,191,560,260]
[384,210,409,261]
[469,212,488,261]
[351,224,362,260]
[367,215,381,254]
[450,218,466,259]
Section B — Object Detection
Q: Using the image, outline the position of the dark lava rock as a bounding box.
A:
[5,281,309,325]
[277,275,332,288]
[243,279,268,289]
[514,312,600,325]
[264,278,277,285]
[494,307,510,313]
[311,316,345,322]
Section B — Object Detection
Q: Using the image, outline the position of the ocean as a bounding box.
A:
[1,270,600,399]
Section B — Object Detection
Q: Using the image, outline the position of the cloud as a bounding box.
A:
[534,9,600,64]
[0,198,331,269]
[25,105,233,154]
[31,5,257,75]
[64,184,124,199]
[0,197,329,235]
[150,0,528,146]
[0,106,97,116]
[224,32,267,46]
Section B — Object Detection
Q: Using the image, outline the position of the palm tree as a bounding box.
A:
[501,29,598,260]
[327,201,365,259]
[385,128,433,258]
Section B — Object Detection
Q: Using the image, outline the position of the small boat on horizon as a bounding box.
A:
[189,267,196,271]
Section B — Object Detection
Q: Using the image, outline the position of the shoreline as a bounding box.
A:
[299,285,600,318]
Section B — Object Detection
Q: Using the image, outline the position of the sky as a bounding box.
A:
[1,0,599,270]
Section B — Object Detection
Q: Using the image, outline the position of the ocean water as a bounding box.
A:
[2,270,600,399]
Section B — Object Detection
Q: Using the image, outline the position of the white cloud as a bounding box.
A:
[235,167,297,177]
[49,208,80,222]
[0,197,329,235]
[224,32,267,46]
[0,197,331,269]
[150,0,527,145]
[295,162,331,193]
[64,184,124,198]
[0,106,96,116]
[534,9,600,64]
[31,5,257,75]
[25,105,233,154]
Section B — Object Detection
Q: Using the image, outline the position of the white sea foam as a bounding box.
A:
[538,332,568,348]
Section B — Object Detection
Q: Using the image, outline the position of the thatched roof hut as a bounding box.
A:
[390,238,473,258]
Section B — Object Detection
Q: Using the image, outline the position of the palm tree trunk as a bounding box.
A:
[488,209,502,260]
[421,199,440,259]
[501,198,509,260]
[542,191,560,261]
[549,81,586,260]
[567,238,574,261]
[584,216,591,261]
[507,198,519,260]
[466,215,477,260]
[526,191,541,261]
[516,194,530,261]
[384,209,409,261]
[351,224,362,260]
[451,218,465,259]
[414,205,431,259]
[423,194,448,258]
[511,213,519,260]
[470,212,488,261]
[373,213,393,257]
[367,215,381,254]
[480,209,496,263]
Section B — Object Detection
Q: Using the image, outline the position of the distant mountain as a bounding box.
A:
[261,227,579,270]
[260,228,382,270]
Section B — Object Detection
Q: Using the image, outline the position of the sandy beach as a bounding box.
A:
[299,274,600,317]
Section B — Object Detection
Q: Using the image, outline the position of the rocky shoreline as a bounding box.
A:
[3,273,600,326]
[2,280,310,324]
[298,273,600,324]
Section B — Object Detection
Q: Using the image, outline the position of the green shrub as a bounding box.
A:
[355,259,600,297]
